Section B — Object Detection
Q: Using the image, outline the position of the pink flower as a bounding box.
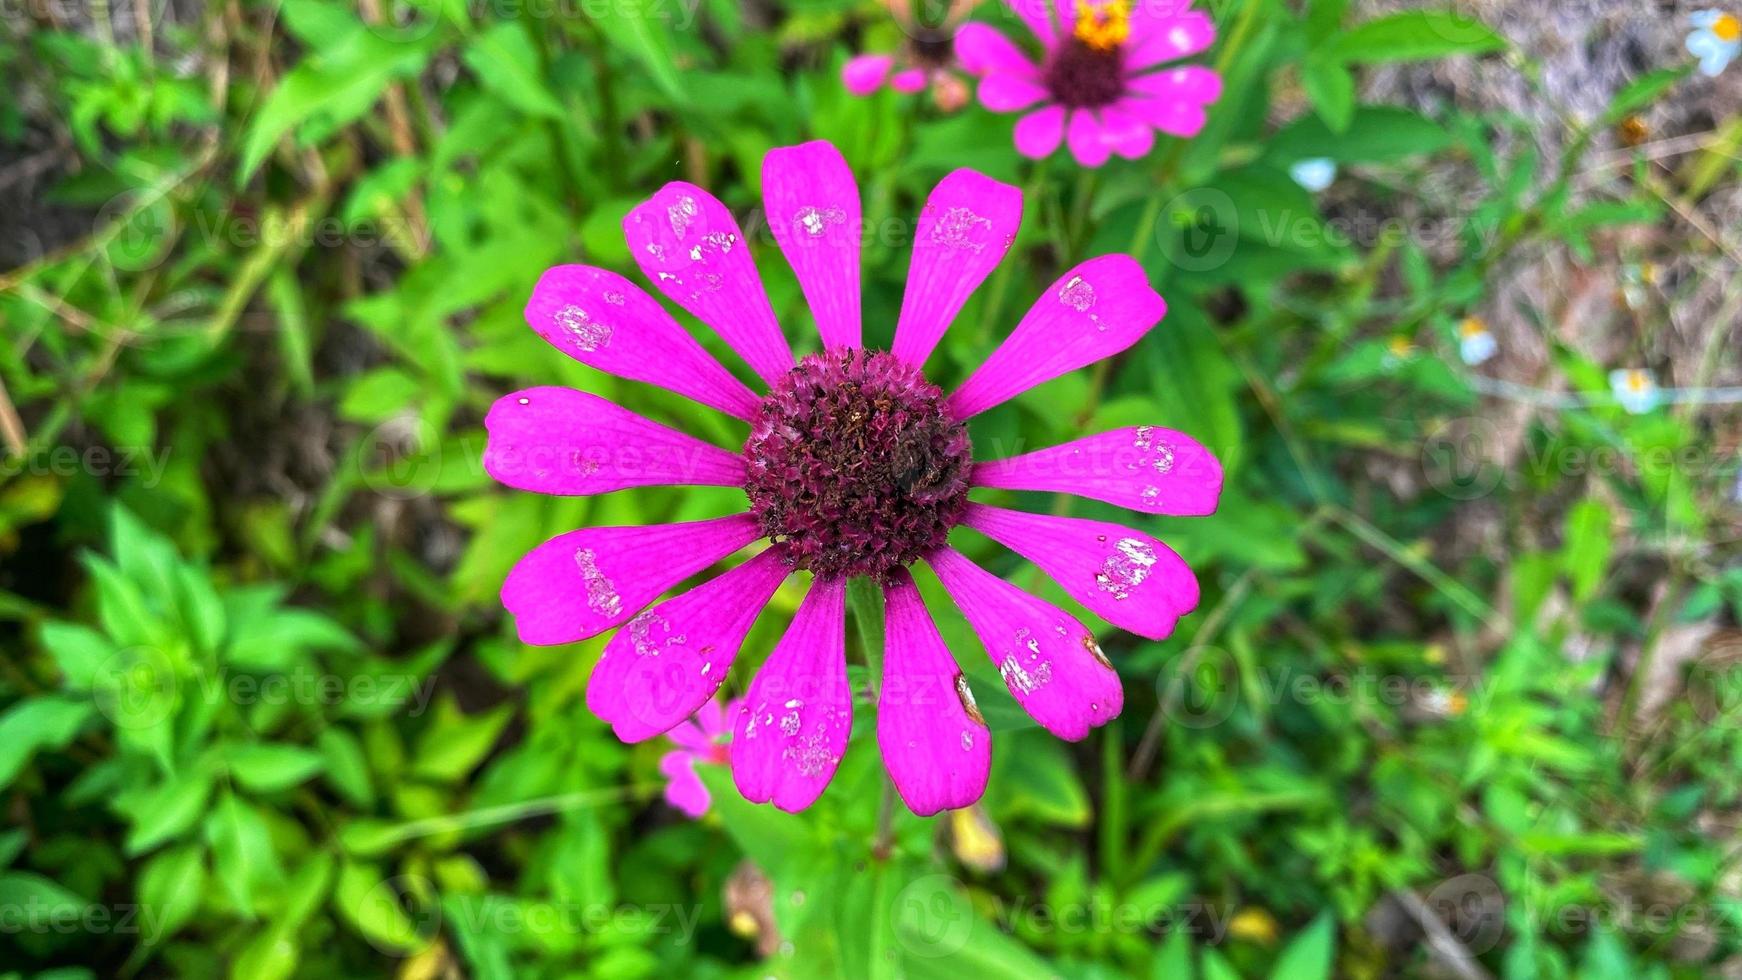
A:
[660,698,739,818]
[955,0,1223,167]
[489,140,1223,814]
[842,0,975,111]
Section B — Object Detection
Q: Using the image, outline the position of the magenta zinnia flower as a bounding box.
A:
[488,140,1223,814]
[956,0,1223,166]
[660,698,740,818]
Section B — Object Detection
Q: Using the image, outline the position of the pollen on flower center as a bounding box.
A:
[1073,0,1131,51]
[742,349,972,580]
[1716,13,1741,42]
[1046,36,1128,109]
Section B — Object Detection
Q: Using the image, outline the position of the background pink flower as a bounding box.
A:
[842,0,977,111]
[955,0,1223,166]
[660,698,740,818]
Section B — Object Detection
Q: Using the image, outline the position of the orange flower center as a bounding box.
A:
[1074,0,1131,52]
[1714,13,1740,42]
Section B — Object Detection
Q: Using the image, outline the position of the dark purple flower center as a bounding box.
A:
[1046,38,1127,109]
[742,349,972,580]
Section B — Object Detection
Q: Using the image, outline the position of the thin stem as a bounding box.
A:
[848,577,899,860]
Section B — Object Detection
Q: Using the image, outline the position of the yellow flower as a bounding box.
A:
[1074,0,1131,51]
[1229,907,1280,945]
[949,804,1007,873]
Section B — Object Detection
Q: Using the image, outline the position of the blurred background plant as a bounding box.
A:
[2,0,1742,976]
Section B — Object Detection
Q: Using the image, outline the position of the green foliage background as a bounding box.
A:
[2,0,1741,977]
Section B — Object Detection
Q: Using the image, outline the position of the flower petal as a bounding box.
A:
[891,67,930,93]
[623,183,794,386]
[962,504,1199,640]
[1014,105,1067,158]
[1066,108,1112,167]
[1003,0,1060,46]
[731,576,852,812]
[891,170,1024,367]
[660,751,712,818]
[484,387,745,496]
[763,141,862,351]
[980,73,1048,111]
[588,548,791,742]
[879,570,991,816]
[946,254,1166,418]
[1129,64,1224,104]
[1126,97,1208,137]
[927,547,1122,740]
[502,515,762,646]
[1101,103,1156,159]
[955,23,1040,77]
[525,265,760,420]
[664,717,713,753]
[1127,9,1216,69]
[973,425,1223,516]
[843,53,894,94]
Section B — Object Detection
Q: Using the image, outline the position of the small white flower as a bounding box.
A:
[1458,317,1497,366]
[1609,368,1662,415]
[1688,10,1741,77]
[1289,158,1337,193]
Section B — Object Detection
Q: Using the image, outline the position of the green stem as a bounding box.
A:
[976,162,1050,344]
[848,577,899,859]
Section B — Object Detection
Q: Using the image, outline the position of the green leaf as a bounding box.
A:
[1269,913,1336,980]
[409,699,512,782]
[267,267,316,396]
[0,697,94,787]
[335,861,427,954]
[1603,67,1689,124]
[318,727,376,808]
[1151,929,1196,980]
[1265,106,1452,165]
[206,792,283,916]
[461,22,566,119]
[38,623,113,689]
[137,844,205,943]
[594,6,686,102]
[1300,55,1355,132]
[126,767,215,854]
[1323,10,1506,64]
[238,35,430,182]
[233,923,300,980]
[0,872,89,929]
[225,743,327,794]
[1562,498,1613,603]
